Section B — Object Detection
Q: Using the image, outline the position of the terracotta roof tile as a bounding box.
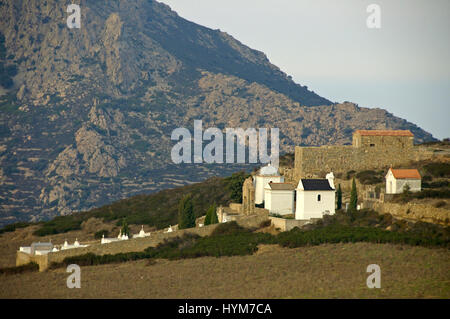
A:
[389,168,421,179]
[355,130,414,137]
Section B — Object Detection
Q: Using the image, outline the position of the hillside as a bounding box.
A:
[1,243,449,298]
[0,0,436,225]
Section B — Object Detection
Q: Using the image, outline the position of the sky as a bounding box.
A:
[160,0,450,139]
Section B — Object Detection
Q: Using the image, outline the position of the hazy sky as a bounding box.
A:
[160,0,449,139]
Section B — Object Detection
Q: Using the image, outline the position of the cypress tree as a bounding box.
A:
[204,204,218,225]
[121,219,130,237]
[349,177,358,212]
[210,204,219,224]
[336,184,342,210]
[178,195,195,229]
[204,205,212,225]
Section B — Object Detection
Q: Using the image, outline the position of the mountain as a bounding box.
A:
[0,0,435,226]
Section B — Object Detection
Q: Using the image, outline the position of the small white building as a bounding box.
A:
[385,168,421,194]
[165,225,173,233]
[295,174,336,220]
[133,225,151,238]
[254,164,284,204]
[264,182,295,215]
[61,238,89,250]
[101,235,120,244]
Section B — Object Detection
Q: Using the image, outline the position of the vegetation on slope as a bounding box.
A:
[24,172,249,236]
[50,210,450,269]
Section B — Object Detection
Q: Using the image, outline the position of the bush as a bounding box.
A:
[423,163,450,178]
[434,201,446,208]
[49,210,449,269]
[356,170,383,185]
[210,221,250,236]
[422,180,449,189]
[94,229,109,239]
[346,170,356,180]
[259,219,271,228]
[178,195,195,229]
[0,222,32,234]
[0,262,39,275]
[33,215,82,236]
[276,224,448,248]
[224,171,250,202]
[33,176,233,235]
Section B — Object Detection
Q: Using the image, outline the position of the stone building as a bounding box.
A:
[254,164,284,204]
[264,182,295,215]
[385,168,421,194]
[242,176,255,215]
[296,177,336,220]
[294,130,417,181]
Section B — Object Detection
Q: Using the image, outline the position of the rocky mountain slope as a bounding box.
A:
[0,0,435,226]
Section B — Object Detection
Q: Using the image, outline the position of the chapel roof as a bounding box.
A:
[354,130,414,137]
[388,168,421,179]
[259,164,279,176]
[299,179,334,191]
[266,182,295,191]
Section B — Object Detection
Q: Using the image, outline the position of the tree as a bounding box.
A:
[225,171,250,202]
[210,205,219,224]
[336,184,342,210]
[204,204,218,225]
[178,195,195,229]
[121,219,130,237]
[349,177,358,212]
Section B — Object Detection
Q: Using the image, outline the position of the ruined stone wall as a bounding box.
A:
[353,134,414,150]
[294,144,420,181]
[46,225,220,266]
[269,216,311,231]
[21,215,269,271]
[16,251,49,271]
[371,201,449,226]
[242,177,255,215]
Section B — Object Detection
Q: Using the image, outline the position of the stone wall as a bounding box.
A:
[294,145,421,181]
[16,251,49,271]
[371,201,449,226]
[293,132,436,181]
[242,177,255,215]
[269,216,311,231]
[19,214,269,271]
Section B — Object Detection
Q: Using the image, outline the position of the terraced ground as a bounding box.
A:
[1,243,448,298]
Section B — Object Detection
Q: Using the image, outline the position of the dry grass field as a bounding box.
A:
[1,243,448,299]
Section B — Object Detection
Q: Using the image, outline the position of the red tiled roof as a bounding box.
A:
[354,130,414,137]
[389,168,421,179]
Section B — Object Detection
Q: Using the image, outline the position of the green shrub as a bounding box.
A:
[224,171,250,202]
[49,210,449,269]
[178,195,195,229]
[423,163,450,178]
[276,224,447,248]
[356,170,383,185]
[434,201,446,208]
[0,262,39,275]
[210,221,250,236]
[33,215,82,236]
[0,222,32,234]
[422,180,449,189]
[94,229,109,239]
